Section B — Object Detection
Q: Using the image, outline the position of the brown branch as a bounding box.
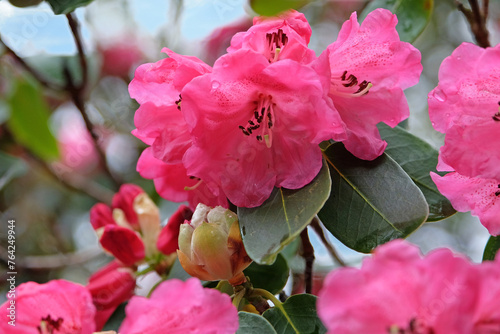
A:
[0,245,103,269]
[26,151,114,204]
[0,36,62,91]
[456,0,490,47]
[310,216,346,267]
[64,14,121,189]
[299,227,315,294]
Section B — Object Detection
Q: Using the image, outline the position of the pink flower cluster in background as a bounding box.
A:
[130,8,422,208]
[318,240,500,334]
[429,43,500,235]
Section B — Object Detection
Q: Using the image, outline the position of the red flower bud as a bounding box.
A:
[111,184,144,228]
[89,203,114,230]
[99,225,145,266]
[157,205,193,255]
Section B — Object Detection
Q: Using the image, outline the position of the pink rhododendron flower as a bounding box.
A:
[317,8,422,160]
[98,40,144,78]
[428,42,500,180]
[431,171,500,236]
[0,280,96,334]
[136,148,228,209]
[182,49,345,207]
[129,48,211,165]
[87,260,136,330]
[228,9,316,64]
[56,110,98,173]
[119,278,238,334]
[317,239,500,334]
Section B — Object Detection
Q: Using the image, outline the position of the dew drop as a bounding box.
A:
[212,80,220,89]
[432,89,447,102]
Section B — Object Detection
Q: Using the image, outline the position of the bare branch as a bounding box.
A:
[310,216,346,267]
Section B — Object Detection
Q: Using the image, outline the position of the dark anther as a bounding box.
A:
[175,94,182,111]
[248,120,255,126]
[341,70,347,81]
[239,126,250,136]
[493,111,500,122]
[254,110,259,119]
[343,74,358,87]
[354,80,371,95]
[249,124,260,130]
[267,111,273,128]
[495,191,500,196]
[256,135,263,141]
[247,128,252,134]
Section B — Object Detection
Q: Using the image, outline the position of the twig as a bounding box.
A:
[299,227,315,294]
[0,245,103,269]
[310,216,346,267]
[26,151,114,204]
[65,13,120,189]
[456,0,490,47]
[0,36,62,91]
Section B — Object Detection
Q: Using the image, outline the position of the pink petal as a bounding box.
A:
[431,172,500,235]
[119,278,238,334]
[0,280,96,334]
[100,225,146,265]
[89,203,115,230]
[129,48,211,107]
[157,205,193,255]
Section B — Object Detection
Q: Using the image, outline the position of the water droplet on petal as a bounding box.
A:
[432,89,447,102]
[212,81,220,89]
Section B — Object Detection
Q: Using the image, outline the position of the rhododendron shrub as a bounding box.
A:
[429,43,500,235]
[8,1,500,333]
[317,240,500,334]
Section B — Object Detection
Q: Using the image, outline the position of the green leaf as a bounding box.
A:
[249,0,312,16]
[483,235,500,261]
[0,151,28,191]
[102,302,127,331]
[378,123,456,221]
[263,294,326,334]
[45,0,95,14]
[319,143,428,253]
[238,161,331,264]
[237,312,277,334]
[7,80,59,161]
[361,0,434,43]
[244,254,289,295]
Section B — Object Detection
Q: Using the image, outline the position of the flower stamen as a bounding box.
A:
[266,29,288,63]
[239,94,275,148]
[331,70,372,98]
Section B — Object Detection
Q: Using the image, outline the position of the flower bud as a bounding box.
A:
[157,205,193,255]
[177,204,252,285]
[133,193,161,257]
[89,203,114,230]
[99,225,145,266]
[112,184,144,229]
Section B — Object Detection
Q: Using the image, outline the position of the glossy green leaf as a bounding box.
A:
[238,161,331,264]
[237,312,277,334]
[361,0,434,42]
[7,80,59,161]
[263,294,326,334]
[102,302,126,331]
[249,0,312,16]
[319,143,428,253]
[244,254,289,295]
[0,152,28,191]
[483,235,500,261]
[378,123,456,221]
[45,0,95,14]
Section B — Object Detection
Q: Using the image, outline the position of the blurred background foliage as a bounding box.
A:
[0,0,499,301]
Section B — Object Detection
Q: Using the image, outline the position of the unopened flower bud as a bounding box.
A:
[99,225,145,266]
[133,193,161,257]
[112,184,144,229]
[157,205,193,255]
[177,204,252,285]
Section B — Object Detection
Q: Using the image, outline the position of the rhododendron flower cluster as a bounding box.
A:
[0,280,96,334]
[130,8,421,208]
[429,42,500,235]
[317,240,500,334]
[119,278,239,334]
